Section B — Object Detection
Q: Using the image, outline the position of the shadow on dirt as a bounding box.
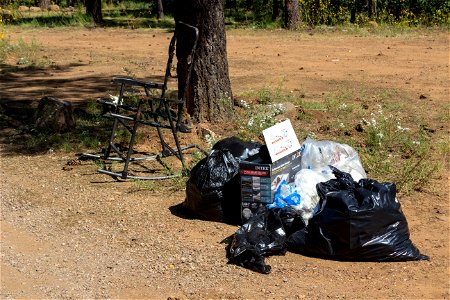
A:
[0,62,113,102]
[169,202,202,221]
[10,9,177,30]
[0,62,166,157]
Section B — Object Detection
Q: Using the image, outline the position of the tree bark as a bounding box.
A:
[37,0,50,10]
[156,0,164,20]
[284,0,300,29]
[350,0,356,23]
[272,0,280,21]
[174,0,234,124]
[85,0,103,24]
[367,0,373,19]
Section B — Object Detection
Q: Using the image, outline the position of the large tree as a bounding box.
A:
[284,0,300,29]
[85,0,103,24]
[156,0,164,19]
[272,0,281,21]
[174,0,234,124]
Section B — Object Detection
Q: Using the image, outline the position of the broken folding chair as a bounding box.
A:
[81,21,206,180]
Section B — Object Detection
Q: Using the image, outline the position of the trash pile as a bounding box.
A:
[184,119,429,274]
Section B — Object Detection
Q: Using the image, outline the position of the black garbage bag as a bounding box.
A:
[212,136,262,161]
[225,206,287,274]
[185,149,240,223]
[184,137,262,224]
[276,206,306,236]
[287,166,429,262]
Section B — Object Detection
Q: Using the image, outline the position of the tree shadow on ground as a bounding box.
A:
[0,63,111,103]
[0,62,166,157]
[10,10,176,30]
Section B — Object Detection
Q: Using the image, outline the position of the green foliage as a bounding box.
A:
[3,0,448,29]
[12,38,42,65]
[358,106,438,193]
[11,9,93,27]
[236,84,442,195]
[0,37,51,67]
[236,102,286,141]
[298,0,351,26]
[223,0,449,27]
[235,86,296,141]
[0,38,9,63]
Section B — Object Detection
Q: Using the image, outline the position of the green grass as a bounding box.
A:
[10,8,93,27]
[0,37,51,67]
[19,100,113,153]
[234,84,442,195]
[6,5,174,29]
[234,84,299,140]
[358,108,438,193]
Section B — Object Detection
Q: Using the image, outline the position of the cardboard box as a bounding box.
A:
[240,148,302,222]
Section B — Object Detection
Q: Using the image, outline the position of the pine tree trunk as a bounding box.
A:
[85,0,103,24]
[37,0,50,10]
[368,0,373,19]
[284,0,300,29]
[174,0,234,124]
[350,0,356,24]
[272,0,280,21]
[156,0,164,20]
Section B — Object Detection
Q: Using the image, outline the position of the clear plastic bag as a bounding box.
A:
[292,168,335,225]
[300,138,367,181]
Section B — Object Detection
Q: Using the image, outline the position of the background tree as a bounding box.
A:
[85,0,103,24]
[156,0,164,19]
[174,0,234,124]
[36,0,50,10]
[272,0,281,21]
[284,0,300,29]
[368,0,378,19]
[69,0,82,6]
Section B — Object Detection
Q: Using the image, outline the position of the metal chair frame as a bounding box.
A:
[81,21,205,180]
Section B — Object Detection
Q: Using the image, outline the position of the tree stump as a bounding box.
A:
[34,96,76,133]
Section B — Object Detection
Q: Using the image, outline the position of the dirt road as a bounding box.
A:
[1,27,449,299]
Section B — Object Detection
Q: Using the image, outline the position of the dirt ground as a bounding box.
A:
[0,27,449,299]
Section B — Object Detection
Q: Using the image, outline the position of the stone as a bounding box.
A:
[196,123,219,145]
[62,6,75,13]
[34,96,76,133]
[18,6,30,12]
[48,5,60,12]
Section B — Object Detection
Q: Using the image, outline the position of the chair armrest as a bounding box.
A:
[112,77,165,90]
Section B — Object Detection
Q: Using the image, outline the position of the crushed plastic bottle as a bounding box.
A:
[291,168,335,224]
[268,180,301,209]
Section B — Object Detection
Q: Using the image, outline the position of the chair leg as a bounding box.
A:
[121,109,142,179]
[104,117,118,159]
[163,101,189,174]
[104,83,126,159]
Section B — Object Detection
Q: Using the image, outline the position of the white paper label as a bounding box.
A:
[262,119,301,162]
